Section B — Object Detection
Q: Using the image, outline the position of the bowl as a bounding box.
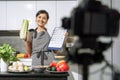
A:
[32,66,48,73]
[33,68,46,73]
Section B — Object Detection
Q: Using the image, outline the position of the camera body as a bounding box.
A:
[62,0,120,80]
[62,0,120,37]
[62,0,120,64]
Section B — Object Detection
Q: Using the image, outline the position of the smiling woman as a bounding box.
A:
[25,10,55,67]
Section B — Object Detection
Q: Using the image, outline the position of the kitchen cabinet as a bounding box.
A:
[0,1,76,31]
[0,1,6,30]
[0,71,69,80]
[56,1,77,27]
[6,1,36,30]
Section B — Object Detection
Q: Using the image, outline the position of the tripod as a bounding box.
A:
[65,38,112,80]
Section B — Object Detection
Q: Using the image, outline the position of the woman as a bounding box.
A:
[25,10,55,67]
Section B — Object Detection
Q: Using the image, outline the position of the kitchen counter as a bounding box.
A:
[0,71,69,80]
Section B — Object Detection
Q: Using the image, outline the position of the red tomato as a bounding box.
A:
[56,62,69,71]
[56,67,61,72]
[49,61,57,67]
[56,60,66,67]
[61,68,65,72]
[24,53,30,58]
[61,63,69,71]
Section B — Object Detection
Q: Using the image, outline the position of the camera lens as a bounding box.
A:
[62,17,71,29]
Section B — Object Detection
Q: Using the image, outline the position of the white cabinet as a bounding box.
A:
[0,1,6,30]
[56,1,77,27]
[0,1,77,32]
[6,1,36,30]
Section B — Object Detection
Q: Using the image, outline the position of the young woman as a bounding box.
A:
[25,10,55,67]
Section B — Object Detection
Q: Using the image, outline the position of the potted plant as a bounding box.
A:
[0,43,19,71]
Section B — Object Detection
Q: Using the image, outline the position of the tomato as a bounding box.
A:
[56,61,69,72]
[59,63,69,71]
[49,61,57,67]
[49,60,69,72]
[56,60,66,67]
[61,68,65,72]
[57,60,66,65]
[24,53,30,58]
[56,67,61,72]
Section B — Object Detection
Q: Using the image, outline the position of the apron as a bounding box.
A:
[29,30,54,66]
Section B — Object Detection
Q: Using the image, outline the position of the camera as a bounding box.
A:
[62,0,120,80]
[62,0,120,63]
[62,0,120,37]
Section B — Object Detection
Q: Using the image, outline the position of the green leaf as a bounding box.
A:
[0,43,19,64]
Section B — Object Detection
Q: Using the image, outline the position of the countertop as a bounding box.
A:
[0,71,69,77]
[0,71,69,80]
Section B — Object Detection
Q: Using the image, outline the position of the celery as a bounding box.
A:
[20,19,29,40]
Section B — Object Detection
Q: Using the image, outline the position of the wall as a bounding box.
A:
[111,0,120,68]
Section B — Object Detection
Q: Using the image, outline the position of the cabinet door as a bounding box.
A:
[56,1,77,27]
[0,1,6,30]
[6,1,36,30]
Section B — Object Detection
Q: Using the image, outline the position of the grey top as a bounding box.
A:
[29,30,54,66]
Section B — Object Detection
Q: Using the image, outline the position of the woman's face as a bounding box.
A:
[36,13,48,27]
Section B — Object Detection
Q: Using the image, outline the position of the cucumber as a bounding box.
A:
[51,67,56,71]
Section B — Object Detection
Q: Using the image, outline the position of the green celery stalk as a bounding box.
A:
[20,19,29,40]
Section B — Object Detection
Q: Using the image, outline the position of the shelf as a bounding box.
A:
[0,30,19,36]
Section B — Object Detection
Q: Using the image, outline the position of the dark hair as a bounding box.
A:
[36,10,49,20]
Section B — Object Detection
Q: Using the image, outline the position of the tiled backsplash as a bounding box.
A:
[0,36,26,53]
[0,30,26,53]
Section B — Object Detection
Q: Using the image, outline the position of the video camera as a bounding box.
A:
[62,0,120,80]
[62,0,120,37]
